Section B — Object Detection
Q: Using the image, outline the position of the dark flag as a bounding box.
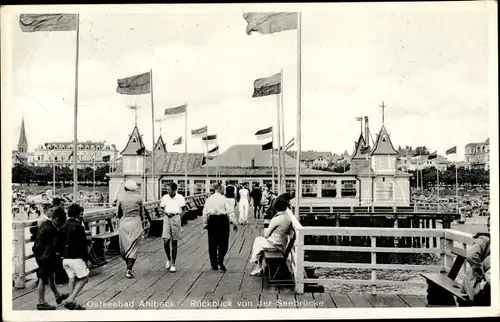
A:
[116,72,151,95]
[428,151,438,159]
[208,146,219,154]
[136,147,146,155]
[19,14,78,32]
[445,146,457,155]
[102,155,111,162]
[252,73,281,98]
[360,146,371,154]
[262,141,273,151]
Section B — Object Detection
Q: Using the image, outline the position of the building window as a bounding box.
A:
[161,180,174,197]
[321,180,337,198]
[194,180,206,194]
[341,180,357,198]
[283,180,295,194]
[301,180,317,198]
[226,179,238,187]
[376,182,393,201]
[177,179,190,197]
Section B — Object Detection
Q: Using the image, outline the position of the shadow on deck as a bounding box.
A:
[12,216,427,310]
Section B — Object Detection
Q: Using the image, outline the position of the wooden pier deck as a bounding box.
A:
[12,216,428,310]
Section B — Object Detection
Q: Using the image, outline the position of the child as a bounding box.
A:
[55,203,89,310]
[32,207,68,310]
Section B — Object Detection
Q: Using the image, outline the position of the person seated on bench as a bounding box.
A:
[249,193,293,276]
[116,180,145,279]
[461,216,491,306]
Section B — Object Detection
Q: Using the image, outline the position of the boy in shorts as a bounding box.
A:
[55,203,89,310]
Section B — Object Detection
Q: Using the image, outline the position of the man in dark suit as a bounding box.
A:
[250,183,263,219]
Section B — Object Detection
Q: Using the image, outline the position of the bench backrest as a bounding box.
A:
[283,227,296,259]
[448,251,467,280]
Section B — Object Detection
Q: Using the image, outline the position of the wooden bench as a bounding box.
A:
[91,216,120,260]
[420,251,472,306]
[263,228,296,286]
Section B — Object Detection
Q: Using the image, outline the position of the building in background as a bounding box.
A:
[399,155,451,172]
[285,151,335,169]
[464,138,489,170]
[33,140,119,169]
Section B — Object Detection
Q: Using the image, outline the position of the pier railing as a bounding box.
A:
[286,211,474,294]
[12,194,208,289]
[291,202,459,214]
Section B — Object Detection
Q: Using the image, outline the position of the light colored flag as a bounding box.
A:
[173,137,182,146]
[243,12,298,35]
[165,104,187,116]
[116,72,151,95]
[446,146,457,155]
[255,126,273,140]
[90,153,95,162]
[355,116,363,121]
[19,14,77,32]
[191,126,207,137]
[253,73,281,98]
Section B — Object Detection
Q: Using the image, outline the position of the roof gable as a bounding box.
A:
[371,126,398,155]
[350,134,367,160]
[154,136,167,155]
[120,125,146,156]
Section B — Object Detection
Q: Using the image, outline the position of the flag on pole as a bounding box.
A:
[252,73,281,98]
[68,151,74,160]
[446,146,457,155]
[191,126,207,137]
[165,104,187,116]
[19,14,78,32]
[428,151,438,159]
[90,153,95,162]
[355,116,363,121]
[255,126,273,140]
[281,137,295,151]
[208,146,219,154]
[262,141,273,151]
[116,72,151,95]
[136,147,146,155]
[173,137,182,146]
[202,135,217,144]
[243,12,298,35]
[102,155,110,162]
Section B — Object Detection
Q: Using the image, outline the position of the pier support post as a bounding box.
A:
[371,236,377,294]
[294,230,304,294]
[13,223,26,289]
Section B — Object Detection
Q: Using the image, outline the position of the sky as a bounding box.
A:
[3,2,496,161]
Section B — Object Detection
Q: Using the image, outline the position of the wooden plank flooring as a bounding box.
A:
[12,210,427,310]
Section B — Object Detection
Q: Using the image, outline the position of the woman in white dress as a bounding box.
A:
[238,183,250,224]
[249,193,293,275]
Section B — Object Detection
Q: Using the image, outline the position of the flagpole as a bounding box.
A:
[150,69,156,201]
[276,86,282,193]
[72,14,80,203]
[53,152,56,195]
[294,12,302,219]
[205,127,209,181]
[279,69,286,193]
[185,104,188,195]
[93,147,96,196]
[455,152,459,214]
[271,135,275,192]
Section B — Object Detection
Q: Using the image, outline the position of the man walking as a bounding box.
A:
[203,183,238,271]
[250,183,263,219]
[160,182,186,272]
[238,183,250,224]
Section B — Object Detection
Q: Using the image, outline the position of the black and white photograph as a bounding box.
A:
[1,2,498,320]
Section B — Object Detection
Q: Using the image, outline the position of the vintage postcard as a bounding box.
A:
[1,2,498,321]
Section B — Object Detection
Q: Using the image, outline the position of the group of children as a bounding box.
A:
[32,198,90,310]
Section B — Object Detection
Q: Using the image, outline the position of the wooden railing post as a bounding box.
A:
[13,223,26,289]
[294,229,304,294]
[371,236,377,294]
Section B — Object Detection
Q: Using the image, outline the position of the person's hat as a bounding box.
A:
[124,180,138,191]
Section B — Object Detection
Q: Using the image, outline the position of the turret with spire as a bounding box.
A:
[18,116,28,153]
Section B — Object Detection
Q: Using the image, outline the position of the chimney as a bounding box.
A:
[364,116,369,147]
[251,158,255,168]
